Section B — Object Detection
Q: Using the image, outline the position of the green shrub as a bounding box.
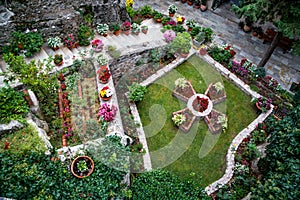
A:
[0,85,29,124]
[128,82,147,102]
[77,25,95,46]
[2,31,43,57]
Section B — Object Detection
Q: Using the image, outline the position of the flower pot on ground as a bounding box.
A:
[188,0,194,6]
[193,32,205,49]
[181,0,187,3]
[253,96,272,112]
[176,14,185,24]
[140,5,153,18]
[71,156,94,178]
[97,53,108,67]
[200,0,208,12]
[170,32,191,56]
[131,23,140,35]
[97,65,111,84]
[141,25,148,34]
[194,0,200,9]
[168,4,178,17]
[110,22,121,36]
[121,21,131,35]
[63,34,78,49]
[98,103,117,122]
[154,12,163,23]
[97,23,109,36]
[91,39,104,52]
[54,54,63,66]
[47,36,62,50]
[100,86,113,101]
[163,30,176,43]
[186,19,196,31]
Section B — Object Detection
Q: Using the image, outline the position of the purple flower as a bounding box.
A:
[163,30,176,43]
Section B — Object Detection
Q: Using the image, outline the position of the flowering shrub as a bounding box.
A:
[193,96,209,112]
[63,34,76,48]
[165,20,177,26]
[229,60,248,77]
[172,114,186,126]
[91,39,104,50]
[176,15,185,23]
[253,96,272,112]
[175,78,188,89]
[97,66,111,83]
[100,86,113,99]
[121,21,131,31]
[262,75,282,91]
[98,103,117,122]
[163,30,176,43]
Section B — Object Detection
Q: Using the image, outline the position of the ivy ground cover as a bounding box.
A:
[137,55,258,187]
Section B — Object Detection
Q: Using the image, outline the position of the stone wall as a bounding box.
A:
[0,0,129,47]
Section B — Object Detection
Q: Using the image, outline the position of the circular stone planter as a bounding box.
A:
[187,94,213,117]
[71,156,94,178]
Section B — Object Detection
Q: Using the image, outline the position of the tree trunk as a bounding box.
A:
[258,32,282,68]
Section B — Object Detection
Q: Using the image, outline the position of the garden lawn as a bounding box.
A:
[137,55,258,187]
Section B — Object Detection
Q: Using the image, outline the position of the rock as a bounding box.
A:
[0,120,24,135]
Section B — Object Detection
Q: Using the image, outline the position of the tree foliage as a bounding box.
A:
[130,170,210,199]
[251,106,300,199]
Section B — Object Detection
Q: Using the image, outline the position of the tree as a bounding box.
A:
[232,0,300,67]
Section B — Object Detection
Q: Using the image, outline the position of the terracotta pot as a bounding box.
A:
[180,52,189,58]
[188,27,192,31]
[99,78,110,84]
[123,30,130,35]
[200,5,207,12]
[169,13,174,17]
[243,25,251,33]
[55,61,64,66]
[62,135,68,147]
[71,156,94,179]
[52,46,59,51]
[102,33,108,37]
[188,1,193,5]
[100,95,112,101]
[256,102,262,111]
[156,18,162,23]
[181,0,187,3]
[200,48,207,55]
[194,4,200,9]
[113,30,121,36]
[142,29,148,34]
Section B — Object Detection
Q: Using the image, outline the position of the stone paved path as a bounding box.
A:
[134,0,300,91]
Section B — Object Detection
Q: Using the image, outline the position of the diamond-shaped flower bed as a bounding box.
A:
[205,82,226,104]
[204,109,227,134]
[172,81,196,102]
[172,108,196,133]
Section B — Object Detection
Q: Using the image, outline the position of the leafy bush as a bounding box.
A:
[208,45,233,64]
[0,151,127,199]
[130,170,210,199]
[0,85,29,124]
[77,25,95,46]
[2,31,43,57]
[128,82,147,102]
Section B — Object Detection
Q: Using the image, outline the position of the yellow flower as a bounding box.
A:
[126,0,134,7]
[100,90,106,97]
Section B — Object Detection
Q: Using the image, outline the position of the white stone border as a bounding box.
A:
[187,94,213,117]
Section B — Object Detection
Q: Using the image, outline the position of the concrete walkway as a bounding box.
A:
[134,0,300,92]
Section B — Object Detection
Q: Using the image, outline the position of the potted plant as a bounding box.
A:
[176,14,185,24]
[131,23,140,35]
[153,12,164,23]
[141,25,148,34]
[163,30,176,43]
[121,21,131,35]
[186,19,196,31]
[53,54,63,66]
[97,103,117,122]
[253,96,272,112]
[194,0,201,9]
[193,32,205,49]
[140,5,153,18]
[168,4,178,17]
[172,113,186,126]
[47,36,62,50]
[71,156,94,178]
[100,86,113,101]
[78,25,95,46]
[188,0,194,6]
[97,53,108,67]
[170,32,191,57]
[91,39,104,52]
[63,33,78,49]
[97,65,111,84]
[128,82,147,102]
[97,23,109,36]
[200,0,208,12]
[110,22,121,36]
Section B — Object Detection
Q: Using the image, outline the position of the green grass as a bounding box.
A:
[0,125,47,155]
[137,55,258,187]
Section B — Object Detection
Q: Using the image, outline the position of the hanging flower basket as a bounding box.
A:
[71,156,94,178]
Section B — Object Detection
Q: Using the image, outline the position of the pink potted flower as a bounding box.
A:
[98,103,117,122]
[163,30,176,43]
[91,39,104,52]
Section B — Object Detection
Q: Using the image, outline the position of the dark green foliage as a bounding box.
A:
[128,82,147,102]
[208,46,232,64]
[1,31,43,57]
[254,67,266,78]
[77,25,95,46]
[172,24,186,33]
[293,90,300,106]
[0,151,126,199]
[139,5,153,17]
[130,170,210,200]
[0,85,29,124]
[252,106,300,199]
